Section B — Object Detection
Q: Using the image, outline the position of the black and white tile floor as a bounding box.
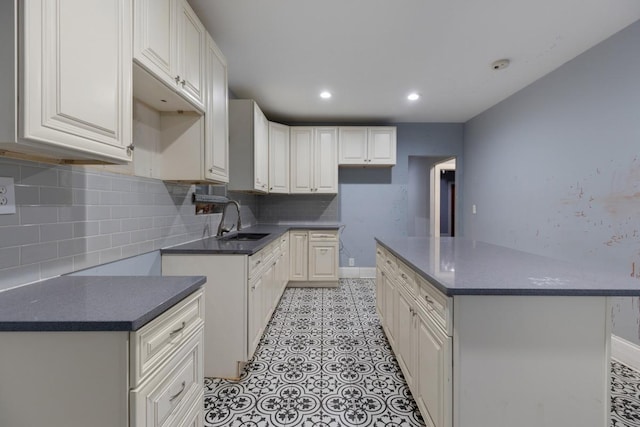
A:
[204,278,640,426]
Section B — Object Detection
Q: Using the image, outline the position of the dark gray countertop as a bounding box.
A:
[376,236,640,296]
[0,275,206,331]
[161,223,340,255]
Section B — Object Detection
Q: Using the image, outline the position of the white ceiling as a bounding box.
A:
[189,0,640,123]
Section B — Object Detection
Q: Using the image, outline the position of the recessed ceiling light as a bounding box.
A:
[407,93,420,101]
[320,91,332,99]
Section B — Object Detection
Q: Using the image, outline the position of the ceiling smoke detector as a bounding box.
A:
[491,59,510,70]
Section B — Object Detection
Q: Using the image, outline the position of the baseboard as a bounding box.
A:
[612,335,640,372]
[287,280,339,288]
[339,267,376,279]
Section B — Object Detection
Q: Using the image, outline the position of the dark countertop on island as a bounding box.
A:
[0,275,206,331]
[375,236,640,297]
[161,223,340,255]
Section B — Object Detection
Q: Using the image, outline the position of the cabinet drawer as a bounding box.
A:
[383,251,397,274]
[397,260,417,295]
[172,389,204,427]
[280,233,289,250]
[416,276,452,336]
[248,252,263,278]
[309,230,338,241]
[376,246,385,265]
[131,289,204,387]
[131,328,204,427]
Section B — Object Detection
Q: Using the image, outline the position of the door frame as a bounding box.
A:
[430,158,456,237]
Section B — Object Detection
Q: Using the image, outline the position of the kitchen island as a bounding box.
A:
[375,236,640,427]
[0,275,206,427]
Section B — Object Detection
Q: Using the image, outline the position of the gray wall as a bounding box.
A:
[339,123,464,267]
[462,21,640,344]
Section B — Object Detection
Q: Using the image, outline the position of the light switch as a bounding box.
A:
[472,204,477,214]
[0,177,16,214]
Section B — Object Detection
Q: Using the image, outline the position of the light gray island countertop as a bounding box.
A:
[375,236,640,296]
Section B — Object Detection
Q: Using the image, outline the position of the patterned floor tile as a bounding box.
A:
[204,278,640,427]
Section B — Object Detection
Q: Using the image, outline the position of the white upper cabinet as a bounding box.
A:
[228,99,269,193]
[338,126,396,166]
[290,127,338,194]
[176,0,206,109]
[204,34,229,183]
[314,128,339,193]
[133,0,205,111]
[0,0,133,164]
[268,122,290,193]
[253,105,269,192]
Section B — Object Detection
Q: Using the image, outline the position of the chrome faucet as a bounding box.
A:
[216,200,242,237]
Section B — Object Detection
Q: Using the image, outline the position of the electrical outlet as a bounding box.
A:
[348,258,355,267]
[0,177,16,215]
[472,204,477,214]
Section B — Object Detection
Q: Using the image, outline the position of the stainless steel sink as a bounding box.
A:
[221,233,270,241]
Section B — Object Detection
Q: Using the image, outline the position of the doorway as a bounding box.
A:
[430,158,456,237]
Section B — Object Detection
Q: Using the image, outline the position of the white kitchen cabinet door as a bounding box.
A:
[396,286,416,389]
[376,268,386,319]
[133,0,176,88]
[415,309,452,427]
[253,105,270,192]
[314,127,338,193]
[290,127,337,194]
[19,0,132,163]
[290,127,314,193]
[204,35,229,183]
[261,262,275,327]
[248,274,264,357]
[338,127,367,164]
[383,273,397,348]
[338,126,396,166]
[289,231,308,280]
[308,241,338,281]
[367,127,397,165]
[176,0,205,111]
[268,122,290,193]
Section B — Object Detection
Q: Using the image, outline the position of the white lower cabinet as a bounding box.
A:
[130,329,204,427]
[395,285,416,389]
[289,230,339,286]
[163,234,289,378]
[0,288,204,427]
[415,307,452,427]
[377,244,451,427]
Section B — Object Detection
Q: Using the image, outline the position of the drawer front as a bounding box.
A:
[397,260,417,295]
[383,251,397,274]
[248,252,263,278]
[376,246,385,265]
[131,328,204,427]
[416,276,452,336]
[308,230,338,241]
[280,232,289,252]
[262,241,277,265]
[172,390,204,427]
[131,289,205,387]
